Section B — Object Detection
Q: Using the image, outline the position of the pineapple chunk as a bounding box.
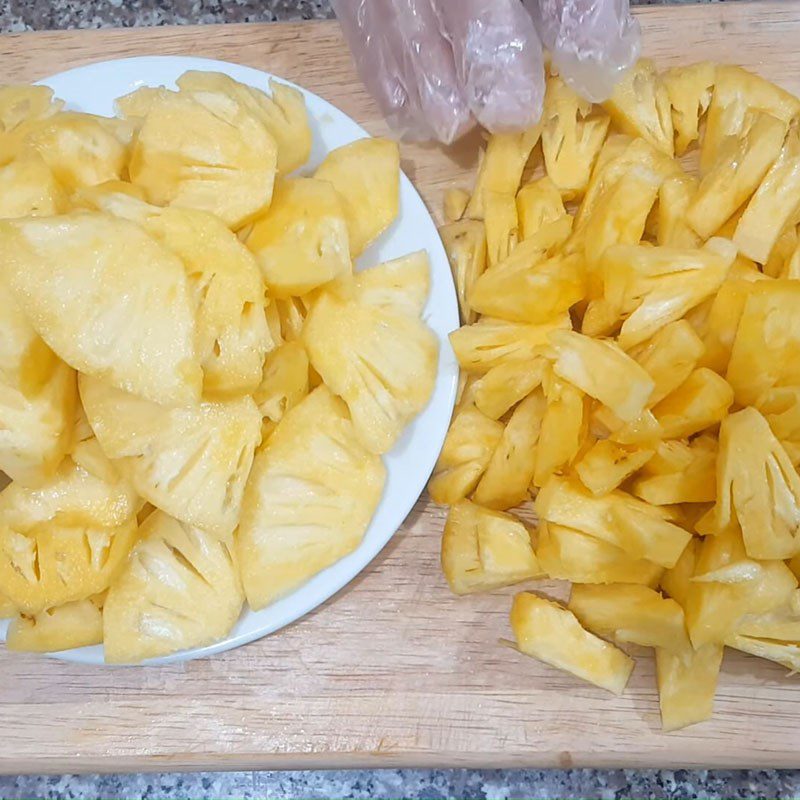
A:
[569,583,689,650]
[536,521,663,586]
[541,75,610,200]
[428,405,504,505]
[591,406,662,447]
[687,110,788,240]
[302,285,437,455]
[651,368,734,439]
[439,219,487,324]
[483,190,518,268]
[0,212,202,406]
[246,178,350,297]
[633,437,717,505]
[715,407,800,560]
[177,72,311,174]
[764,225,799,278]
[698,279,756,375]
[550,330,655,422]
[473,357,546,420]
[659,537,698,606]
[237,386,385,610]
[130,88,277,228]
[79,376,262,539]
[510,592,634,695]
[0,84,62,139]
[516,177,567,241]
[464,128,541,219]
[629,320,705,407]
[0,151,67,218]
[6,597,103,653]
[104,510,243,663]
[726,634,800,672]
[735,591,800,641]
[443,187,470,222]
[441,501,541,594]
[574,440,654,496]
[252,341,309,440]
[115,86,174,119]
[655,642,723,732]
[759,387,800,467]
[473,391,546,510]
[535,476,691,568]
[602,59,674,156]
[662,62,716,156]
[657,174,702,248]
[734,126,800,263]
[449,314,570,375]
[0,518,138,614]
[352,250,430,318]
[315,137,399,256]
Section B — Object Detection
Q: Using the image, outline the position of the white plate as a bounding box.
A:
[0,56,459,665]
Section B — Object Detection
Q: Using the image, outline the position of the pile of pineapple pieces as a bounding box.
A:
[0,73,438,662]
[433,59,800,731]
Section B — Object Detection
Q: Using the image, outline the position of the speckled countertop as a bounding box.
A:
[2,1,795,799]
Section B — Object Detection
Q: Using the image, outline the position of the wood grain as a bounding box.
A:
[2,1,800,773]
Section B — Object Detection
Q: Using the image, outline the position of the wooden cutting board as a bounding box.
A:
[2,1,800,774]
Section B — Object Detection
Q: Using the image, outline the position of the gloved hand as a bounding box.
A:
[332,0,640,144]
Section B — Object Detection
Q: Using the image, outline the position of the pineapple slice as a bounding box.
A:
[439,219,487,324]
[443,187,470,222]
[536,521,663,586]
[253,341,309,440]
[464,127,541,219]
[734,126,800,263]
[0,151,67,218]
[569,583,689,650]
[428,405,504,505]
[483,190,519,268]
[510,592,634,695]
[541,75,610,200]
[655,642,723,732]
[441,501,541,594]
[352,250,430,318]
[602,59,674,156]
[651,368,734,439]
[6,596,103,653]
[472,356,546,420]
[535,476,691,568]
[314,137,399,256]
[715,407,800,560]
[657,174,702,248]
[302,284,437,455]
[0,517,138,614]
[0,212,202,406]
[449,315,571,374]
[516,177,567,240]
[574,440,654,497]
[662,62,716,156]
[687,110,788,240]
[549,330,655,422]
[79,376,262,539]
[473,390,546,510]
[633,437,717,505]
[104,510,243,663]
[0,84,62,139]
[246,178,351,297]
[130,88,277,228]
[237,386,385,610]
[629,320,705,406]
[177,72,311,174]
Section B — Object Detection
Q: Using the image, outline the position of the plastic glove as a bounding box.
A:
[332,0,640,144]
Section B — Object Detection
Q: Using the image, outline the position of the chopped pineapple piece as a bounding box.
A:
[428,405,504,505]
[353,251,430,318]
[651,368,734,439]
[536,521,663,586]
[698,279,756,376]
[474,391,545,510]
[511,592,634,695]
[591,406,662,447]
[6,597,103,653]
[541,75,610,200]
[602,59,674,155]
[247,177,351,297]
[662,62,716,156]
[237,387,385,610]
[659,537,699,606]
[0,151,67,219]
[726,634,800,672]
[0,84,62,140]
[473,357,546,420]
[764,225,799,278]
[657,174,702,248]
[441,501,541,594]
[465,128,541,219]
[315,137,399,256]
[104,510,243,663]
[253,341,309,440]
[115,85,174,119]
[759,387,800,467]
[516,177,567,241]
[575,440,653,496]
[569,583,689,650]
[633,437,717,505]
[483,190,519,268]
[735,591,800,641]
[439,219,487,324]
[444,187,470,222]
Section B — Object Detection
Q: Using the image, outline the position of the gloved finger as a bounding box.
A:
[526,0,641,103]
[331,0,474,144]
[433,0,545,133]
